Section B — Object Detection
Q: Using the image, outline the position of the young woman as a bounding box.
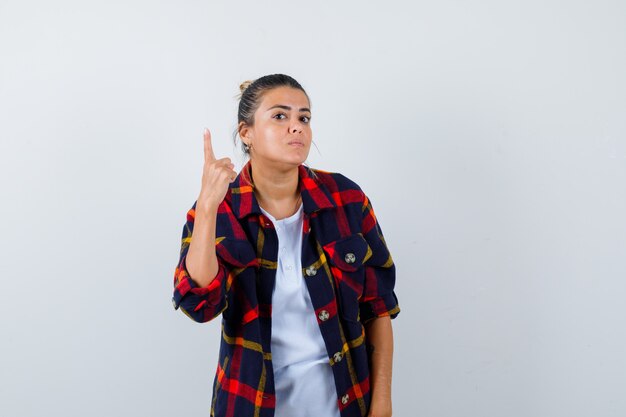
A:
[172,74,400,417]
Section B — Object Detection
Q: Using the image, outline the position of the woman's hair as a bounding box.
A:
[231,73,311,156]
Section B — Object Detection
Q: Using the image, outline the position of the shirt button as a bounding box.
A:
[318,310,330,321]
[305,266,317,276]
[333,351,343,363]
[286,265,292,270]
[341,394,349,405]
[344,252,356,264]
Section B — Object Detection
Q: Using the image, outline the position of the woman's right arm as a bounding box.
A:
[185,202,220,288]
[172,128,238,322]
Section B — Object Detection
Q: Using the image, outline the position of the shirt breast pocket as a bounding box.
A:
[322,233,373,323]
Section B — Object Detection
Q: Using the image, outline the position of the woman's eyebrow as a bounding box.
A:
[266,104,311,113]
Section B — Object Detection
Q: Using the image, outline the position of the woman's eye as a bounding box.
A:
[273,113,311,123]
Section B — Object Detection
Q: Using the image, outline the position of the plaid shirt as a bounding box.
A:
[172,160,400,417]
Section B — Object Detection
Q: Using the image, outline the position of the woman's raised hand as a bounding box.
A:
[197,128,238,211]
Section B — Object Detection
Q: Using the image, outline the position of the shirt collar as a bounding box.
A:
[230,160,337,220]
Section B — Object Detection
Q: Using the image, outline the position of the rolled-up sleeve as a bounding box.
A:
[172,201,228,323]
[359,193,400,324]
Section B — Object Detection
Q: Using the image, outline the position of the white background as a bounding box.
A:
[1,0,625,416]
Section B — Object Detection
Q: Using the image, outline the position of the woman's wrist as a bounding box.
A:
[196,199,219,216]
[368,396,392,417]
[369,385,392,415]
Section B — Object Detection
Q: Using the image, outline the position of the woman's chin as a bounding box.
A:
[282,152,309,166]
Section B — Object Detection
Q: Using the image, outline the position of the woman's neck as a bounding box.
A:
[250,161,301,220]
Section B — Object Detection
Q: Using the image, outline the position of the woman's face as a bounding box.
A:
[242,86,312,169]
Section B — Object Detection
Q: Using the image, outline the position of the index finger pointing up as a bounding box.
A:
[203,128,216,162]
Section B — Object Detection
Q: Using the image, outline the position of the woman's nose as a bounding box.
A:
[290,118,304,133]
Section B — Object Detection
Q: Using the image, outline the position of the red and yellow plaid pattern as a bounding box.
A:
[173,160,400,417]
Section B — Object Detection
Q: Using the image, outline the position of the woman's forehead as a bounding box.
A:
[260,87,310,110]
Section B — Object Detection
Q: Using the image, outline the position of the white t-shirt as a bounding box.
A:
[259,202,341,417]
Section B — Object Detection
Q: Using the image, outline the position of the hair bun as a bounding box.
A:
[239,80,254,94]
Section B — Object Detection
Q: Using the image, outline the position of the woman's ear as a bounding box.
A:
[239,121,252,144]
